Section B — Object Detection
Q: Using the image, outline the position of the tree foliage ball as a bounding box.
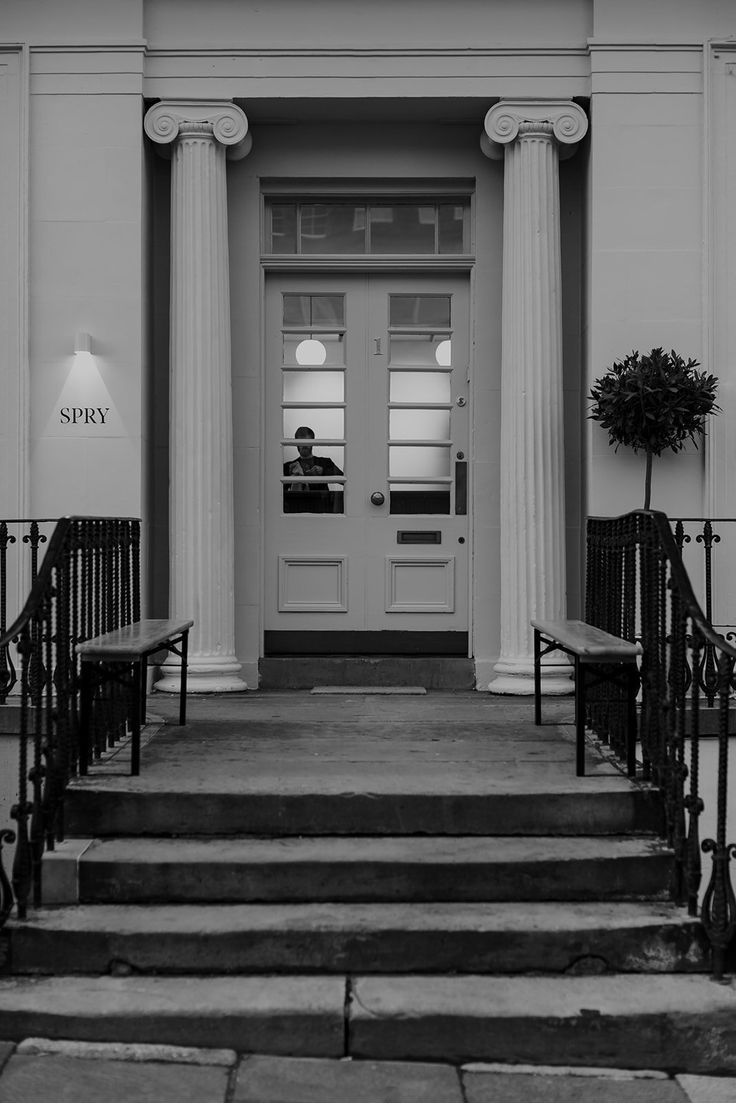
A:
[588,347,720,457]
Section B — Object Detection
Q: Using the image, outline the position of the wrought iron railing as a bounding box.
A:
[0,520,57,702]
[670,518,736,705]
[0,517,140,926]
[587,510,735,980]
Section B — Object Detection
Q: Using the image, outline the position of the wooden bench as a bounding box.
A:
[76,618,193,776]
[531,618,642,778]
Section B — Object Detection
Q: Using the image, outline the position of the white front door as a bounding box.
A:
[264,273,470,651]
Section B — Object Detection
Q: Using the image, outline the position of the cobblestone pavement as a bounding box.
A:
[0,1043,733,1103]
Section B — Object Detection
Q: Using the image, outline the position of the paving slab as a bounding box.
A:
[462,1068,688,1103]
[0,1053,230,1103]
[676,1075,736,1102]
[0,976,345,1055]
[233,1054,463,1102]
[349,975,736,1072]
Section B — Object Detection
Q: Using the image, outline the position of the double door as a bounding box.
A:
[264,273,469,645]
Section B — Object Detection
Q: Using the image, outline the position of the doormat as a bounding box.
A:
[311,686,427,695]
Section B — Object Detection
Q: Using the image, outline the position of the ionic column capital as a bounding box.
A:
[481,99,588,160]
[144,100,252,159]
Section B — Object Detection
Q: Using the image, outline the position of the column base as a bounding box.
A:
[155,655,248,694]
[488,658,573,696]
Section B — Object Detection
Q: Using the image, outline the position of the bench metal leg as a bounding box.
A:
[533,628,542,726]
[626,664,638,777]
[575,656,585,777]
[79,661,92,776]
[140,654,148,727]
[130,660,142,777]
[179,629,188,727]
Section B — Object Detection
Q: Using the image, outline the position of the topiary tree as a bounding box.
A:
[588,348,720,510]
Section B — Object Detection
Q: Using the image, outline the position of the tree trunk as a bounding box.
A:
[644,451,653,510]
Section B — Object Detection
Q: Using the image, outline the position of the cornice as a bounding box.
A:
[261,256,475,273]
[29,42,148,52]
[144,46,590,60]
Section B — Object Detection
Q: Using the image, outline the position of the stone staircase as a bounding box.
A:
[0,692,733,1073]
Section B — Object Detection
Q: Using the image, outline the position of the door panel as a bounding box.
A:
[264,273,469,640]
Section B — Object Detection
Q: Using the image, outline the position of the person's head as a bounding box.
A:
[295,425,315,458]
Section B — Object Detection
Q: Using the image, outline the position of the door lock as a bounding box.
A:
[370,491,385,506]
[456,396,467,407]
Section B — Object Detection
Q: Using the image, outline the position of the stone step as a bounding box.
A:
[4,901,708,976]
[64,785,665,838]
[0,973,732,1072]
[258,656,476,690]
[59,835,674,904]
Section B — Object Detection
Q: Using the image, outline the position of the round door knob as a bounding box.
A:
[370,491,385,506]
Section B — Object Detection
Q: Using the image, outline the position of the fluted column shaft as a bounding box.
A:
[144,101,251,691]
[483,101,588,694]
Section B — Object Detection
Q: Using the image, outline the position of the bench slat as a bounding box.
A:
[532,618,641,662]
[76,619,194,661]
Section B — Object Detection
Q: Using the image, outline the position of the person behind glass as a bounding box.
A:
[283,426,343,491]
[283,426,343,514]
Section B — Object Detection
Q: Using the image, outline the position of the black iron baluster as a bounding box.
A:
[0,828,16,923]
[684,628,703,916]
[696,521,720,705]
[0,523,17,701]
[700,650,736,982]
[11,628,32,920]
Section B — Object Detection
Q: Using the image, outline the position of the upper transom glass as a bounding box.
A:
[267,201,469,255]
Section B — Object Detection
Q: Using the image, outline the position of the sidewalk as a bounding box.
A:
[0,1042,732,1103]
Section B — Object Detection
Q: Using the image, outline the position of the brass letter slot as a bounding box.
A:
[397,531,442,545]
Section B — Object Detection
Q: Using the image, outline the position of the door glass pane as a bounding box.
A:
[390,409,450,440]
[389,295,451,327]
[300,204,366,253]
[390,372,451,403]
[369,205,435,254]
[283,409,344,441]
[282,443,345,473]
[283,333,345,367]
[389,335,452,367]
[390,485,451,515]
[389,446,451,478]
[283,294,345,326]
[283,372,344,403]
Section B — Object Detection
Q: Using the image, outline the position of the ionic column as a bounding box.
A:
[144,101,252,692]
[482,101,588,695]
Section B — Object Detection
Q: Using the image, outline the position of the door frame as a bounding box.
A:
[259,211,477,656]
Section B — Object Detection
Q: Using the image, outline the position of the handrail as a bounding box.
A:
[586,509,736,979]
[0,516,141,926]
